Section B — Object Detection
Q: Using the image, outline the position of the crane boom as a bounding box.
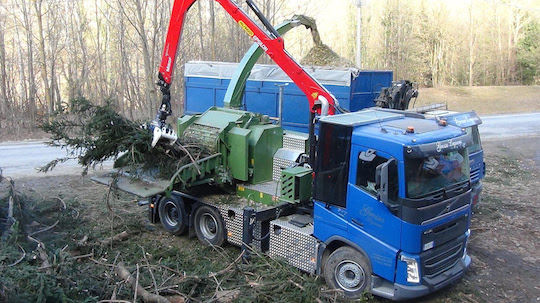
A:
[156,0,337,125]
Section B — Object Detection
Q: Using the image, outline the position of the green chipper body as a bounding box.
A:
[175,106,283,189]
[92,106,312,205]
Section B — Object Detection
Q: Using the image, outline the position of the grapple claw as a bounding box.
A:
[144,121,178,148]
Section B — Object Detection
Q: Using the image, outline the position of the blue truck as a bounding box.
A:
[312,110,473,299]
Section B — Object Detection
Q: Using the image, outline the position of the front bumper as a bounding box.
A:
[371,254,471,301]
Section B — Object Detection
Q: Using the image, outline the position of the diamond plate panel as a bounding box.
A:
[214,204,263,250]
[273,158,295,181]
[283,133,308,152]
[269,217,318,273]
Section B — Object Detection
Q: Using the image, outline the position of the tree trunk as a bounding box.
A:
[210,0,216,61]
[0,16,8,120]
[134,0,156,119]
[20,0,37,122]
[77,3,89,98]
[495,6,504,85]
[64,1,77,102]
[34,0,53,118]
[46,8,61,111]
[94,0,105,104]
[197,1,205,59]
[117,0,127,116]
[468,2,476,86]
[15,32,28,116]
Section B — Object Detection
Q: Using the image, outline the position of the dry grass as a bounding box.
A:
[414,86,540,115]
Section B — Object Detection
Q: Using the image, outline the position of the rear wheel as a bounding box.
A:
[194,205,225,246]
[324,246,372,299]
[158,196,187,235]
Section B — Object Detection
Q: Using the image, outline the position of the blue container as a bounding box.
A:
[184,61,393,132]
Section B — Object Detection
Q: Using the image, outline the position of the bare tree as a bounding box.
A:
[209,0,216,60]
[0,7,8,122]
[15,31,28,115]
[33,0,53,117]
[16,0,37,122]
[468,1,477,86]
[197,1,206,59]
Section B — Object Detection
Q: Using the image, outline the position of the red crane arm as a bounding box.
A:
[157,0,336,118]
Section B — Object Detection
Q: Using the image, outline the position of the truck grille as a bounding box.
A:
[422,215,469,250]
[422,236,465,278]
[470,167,481,183]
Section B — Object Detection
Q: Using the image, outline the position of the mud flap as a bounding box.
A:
[148,195,160,224]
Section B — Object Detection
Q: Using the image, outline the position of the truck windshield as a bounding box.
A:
[466,126,482,154]
[406,149,470,199]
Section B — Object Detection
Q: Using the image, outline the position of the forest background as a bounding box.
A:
[0,0,539,135]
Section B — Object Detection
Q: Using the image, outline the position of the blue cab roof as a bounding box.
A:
[318,109,468,148]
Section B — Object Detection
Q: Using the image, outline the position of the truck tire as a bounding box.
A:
[324,246,372,299]
[158,196,187,235]
[194,205,226,246]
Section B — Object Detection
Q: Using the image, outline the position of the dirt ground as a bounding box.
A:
[463,136,540,303]
[1,135,539,302]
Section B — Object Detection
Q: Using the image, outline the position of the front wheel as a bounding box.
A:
[158,196,187,235]
[194,205,226,246]
[324,246,372,299]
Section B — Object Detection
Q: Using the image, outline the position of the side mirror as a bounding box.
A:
[376,158,396,208]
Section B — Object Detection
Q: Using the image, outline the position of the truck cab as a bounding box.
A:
[312,110,472,300]
[423,110,484,207]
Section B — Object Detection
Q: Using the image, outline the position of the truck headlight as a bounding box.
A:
[401,255,420,283]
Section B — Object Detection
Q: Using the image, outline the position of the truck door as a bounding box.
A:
[346,145,402,280]
[313,123,352,235]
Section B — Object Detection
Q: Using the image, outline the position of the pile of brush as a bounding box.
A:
[40,97,208,178]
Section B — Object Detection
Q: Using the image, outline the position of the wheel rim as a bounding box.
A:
[335,260,366,292]
[163,201,179,227]
[199,213,218,240]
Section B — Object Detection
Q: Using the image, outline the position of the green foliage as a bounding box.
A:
[0,188,101,303]
[38,97,197,178]
[517,20,540,85]
[40,97,153,174]
[0,242,101,303]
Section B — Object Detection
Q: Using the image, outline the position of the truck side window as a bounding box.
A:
[356,151,399,203]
